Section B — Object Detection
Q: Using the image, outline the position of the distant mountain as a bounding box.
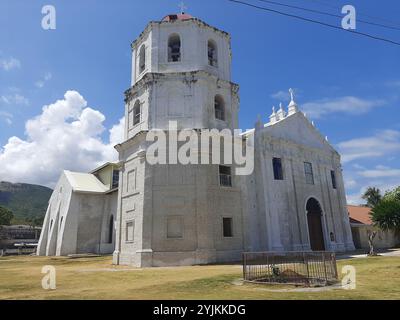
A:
[0,181,52,225]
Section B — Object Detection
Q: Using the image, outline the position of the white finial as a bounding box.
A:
[269,106,278,124]
[289,88,295,101]
[276,102,286,120]
[311,121,315,126]
[325,136,329,141]
[178,1,187,14]
[288,88,299,115]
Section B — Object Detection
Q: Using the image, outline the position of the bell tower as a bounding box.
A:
[124,12,239,140]
[114,13,244,267]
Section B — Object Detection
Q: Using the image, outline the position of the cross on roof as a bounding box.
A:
[178,1,187,14]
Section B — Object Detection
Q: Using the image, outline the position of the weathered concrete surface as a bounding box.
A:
[38,14,355,266]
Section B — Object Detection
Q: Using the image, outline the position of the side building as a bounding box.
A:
[348,205,400,250]
[37,163,120,256]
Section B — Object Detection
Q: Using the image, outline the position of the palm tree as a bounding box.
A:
[362,187,382,208]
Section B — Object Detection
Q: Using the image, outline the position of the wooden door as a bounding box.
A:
[307,212,325,251]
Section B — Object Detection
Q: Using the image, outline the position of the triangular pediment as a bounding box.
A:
[260,112,338,154]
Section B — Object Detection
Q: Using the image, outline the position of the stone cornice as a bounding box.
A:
[131,18,230,50]
[124,70,239,103]
[114,130,148,152]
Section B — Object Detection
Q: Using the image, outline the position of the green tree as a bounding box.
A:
[384,186,400,202]
[371,196,400,232]
[0,206,14,225]
[362,187,382,208]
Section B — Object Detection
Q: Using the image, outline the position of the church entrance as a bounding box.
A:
[306,198,325,251]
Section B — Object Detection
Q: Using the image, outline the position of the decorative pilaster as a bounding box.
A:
[259,147,284,251]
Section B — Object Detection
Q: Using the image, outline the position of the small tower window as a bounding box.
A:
[219,165,232,187]
[139,45,146,74]
[168,34,181,62]
[208,40,218,67]
[214,95,225,121]
[330,170,337,189]
[133,100,141,126]
[272,157,284,180]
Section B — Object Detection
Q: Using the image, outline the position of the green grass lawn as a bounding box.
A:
[0,255,399,299]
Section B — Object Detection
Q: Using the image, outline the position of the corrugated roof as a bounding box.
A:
[89,162,119,174]
[64,171,108,194]
[347,205,373,225]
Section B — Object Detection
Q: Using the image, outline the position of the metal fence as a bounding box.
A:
[242,251,338,286]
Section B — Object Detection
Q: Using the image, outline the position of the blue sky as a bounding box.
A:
[0,0,399,203]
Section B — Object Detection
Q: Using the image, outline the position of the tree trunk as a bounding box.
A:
[367,231,377,256]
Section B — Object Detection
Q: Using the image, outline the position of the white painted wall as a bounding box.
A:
[131,19,231,85]
[37,172,118,256]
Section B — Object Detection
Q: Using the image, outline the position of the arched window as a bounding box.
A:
[139,45,146,73]
[208,40,218,67]
[168,34,181,62]
[108,215,114,244]
[133,100,141,126]
[214,95,225,121]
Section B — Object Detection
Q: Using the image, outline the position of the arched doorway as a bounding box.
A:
[306,198,325,251]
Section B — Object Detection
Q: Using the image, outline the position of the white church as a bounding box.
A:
[37,12,355,267]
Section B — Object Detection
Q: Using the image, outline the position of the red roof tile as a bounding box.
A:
[347,205,373,225]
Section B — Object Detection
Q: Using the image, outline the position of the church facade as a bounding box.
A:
[37,13,354,266]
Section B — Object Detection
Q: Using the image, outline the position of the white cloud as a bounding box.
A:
[344,178,357,189]
[346,180,398,205]
[35,81,45,88]
[344,164,400,205]
[0,111,13,125]
[270,88,300,101]
[337,130,400,163]
[35,72,52,88]
[0,90,124,187]
[357,165,400,178]
[346,193,364,205]
[0,57,21,71]
[301,96,385,119]
[109,117,125,146]
[1,93,29,106]
[386,80,400,88]
[271,90,290,101]
[340,131,400,204]
[44,72,52,81]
